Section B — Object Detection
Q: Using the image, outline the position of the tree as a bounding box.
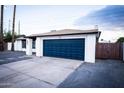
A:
[11,5,16,51]
[0,5,4,51]
[116,37,124,43]
[3,31,17,42]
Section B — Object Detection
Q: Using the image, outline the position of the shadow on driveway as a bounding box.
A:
[0,51,32,65]
[58,59,124,88]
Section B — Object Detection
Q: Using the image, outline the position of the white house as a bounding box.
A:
[26,29,100,63]
[8,29,100,63]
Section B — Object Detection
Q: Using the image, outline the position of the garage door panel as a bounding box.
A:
[43,39,85,60]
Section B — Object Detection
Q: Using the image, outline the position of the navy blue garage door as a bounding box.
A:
[43,39,85,60]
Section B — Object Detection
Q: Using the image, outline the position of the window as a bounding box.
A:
[22,40,26,48]
[32,39,36,49]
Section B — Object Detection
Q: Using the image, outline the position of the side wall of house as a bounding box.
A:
[7,40,32,52]
[8,40,22,51]
[8,41,22,51]
[35,34,96,63]
[85,35,96,63]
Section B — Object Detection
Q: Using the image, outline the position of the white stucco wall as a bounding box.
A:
[36,37,42,56]
[26,38,32,55]
[8,40,36,52]
[15,40,22,51]
[85,34,96,63]
[8,42,11,50]
[35,34,97,63]
[8,40,22,51]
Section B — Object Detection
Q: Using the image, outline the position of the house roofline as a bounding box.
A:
[25,31,100,38]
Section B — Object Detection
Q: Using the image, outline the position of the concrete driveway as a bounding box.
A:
[0,51,124,88]
[0,51,82,88]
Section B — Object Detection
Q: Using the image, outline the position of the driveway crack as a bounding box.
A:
[2,65,55,86]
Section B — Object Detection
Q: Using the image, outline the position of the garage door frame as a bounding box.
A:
[43,38,85,60]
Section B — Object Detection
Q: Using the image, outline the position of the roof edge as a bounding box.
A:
[25,31,100,38]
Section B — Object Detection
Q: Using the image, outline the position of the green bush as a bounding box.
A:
[116,37,124,43]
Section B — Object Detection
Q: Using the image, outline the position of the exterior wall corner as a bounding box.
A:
[26,38,32,55]
[36,37,43,57]
[84,35,96,63]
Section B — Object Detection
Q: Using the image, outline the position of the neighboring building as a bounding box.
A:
[8,29,100,63]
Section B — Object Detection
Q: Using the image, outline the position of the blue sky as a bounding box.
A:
[4,5,124,42]
[76,5,124,30]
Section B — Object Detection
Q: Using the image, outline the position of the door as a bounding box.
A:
[43,38,85,60]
